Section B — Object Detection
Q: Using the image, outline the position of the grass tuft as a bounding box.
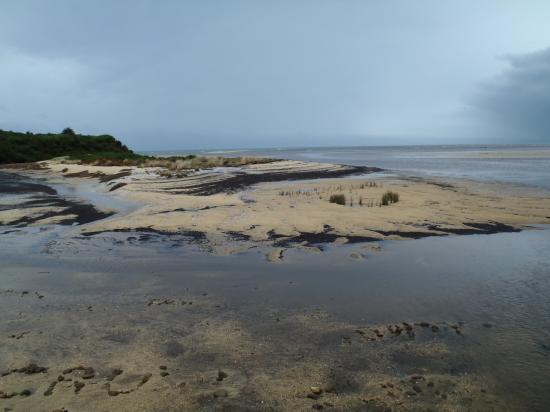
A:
[381,190,399,206]
[329,194,346,205]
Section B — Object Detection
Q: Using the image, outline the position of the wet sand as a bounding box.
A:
[1,161,550,411]
[1,226,550,411]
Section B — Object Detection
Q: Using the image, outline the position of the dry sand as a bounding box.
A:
[2,159,550,256]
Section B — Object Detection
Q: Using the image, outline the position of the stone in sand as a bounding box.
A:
[333,237,349,245]
[364,243,382,252]
[216,369,228,381]
[310,386,323,395]
[266,248,285,262]
[213,389,228,398]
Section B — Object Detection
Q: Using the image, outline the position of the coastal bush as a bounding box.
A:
[0,128,138,164]
[381,190,399,206]
[0,128,275,170]
[329,194,346,205]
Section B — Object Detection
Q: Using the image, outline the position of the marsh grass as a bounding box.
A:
[381,190,399,206]
[329,194,346,205]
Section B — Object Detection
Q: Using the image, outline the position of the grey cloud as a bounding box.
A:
[468,47,550,143]
[2,1,550,149]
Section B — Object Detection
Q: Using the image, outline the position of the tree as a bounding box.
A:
[62,127,76,135]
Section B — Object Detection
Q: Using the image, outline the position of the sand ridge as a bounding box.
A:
[2,159,550,256]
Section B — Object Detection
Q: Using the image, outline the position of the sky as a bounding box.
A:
[0,0,549,150]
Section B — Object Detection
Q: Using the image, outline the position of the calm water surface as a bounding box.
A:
[1,225,550,410]
[162,145,550,189]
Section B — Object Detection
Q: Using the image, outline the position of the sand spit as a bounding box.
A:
[2,159,550,256]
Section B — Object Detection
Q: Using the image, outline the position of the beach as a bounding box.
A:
[1,149,550,411]
[2,158,550,258]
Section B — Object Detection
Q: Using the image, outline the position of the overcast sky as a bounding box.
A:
[1,1,549,149]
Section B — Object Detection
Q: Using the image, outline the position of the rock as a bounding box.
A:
[349,252,365,261]
[19,389,32,397]
[310,386,323,395]
[266,248,285,262]
[159,365,167,370]
[216,370,228,381]
[82,367,95,379]
[0,392,17,399]
[213,389,228,398]
[482,322,493,328]
[312,404,324,410]
[410,375,424,382]
[412,384,422,393]
[431,325,439,332]
[18,363,47,374]
[333,237,349,245]
[364,243,382,252]
[74,381,85,394]
[44,381,58,396]
[160,371,169,377]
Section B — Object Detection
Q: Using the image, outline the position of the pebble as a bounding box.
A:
[216,370,228,381]
[310,386,323,395]
[213,389,228,398]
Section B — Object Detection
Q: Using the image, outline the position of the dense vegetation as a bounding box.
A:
[0,128,140,164]
[0,128,274,172]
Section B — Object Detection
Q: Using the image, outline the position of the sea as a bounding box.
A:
[147,144,550,190]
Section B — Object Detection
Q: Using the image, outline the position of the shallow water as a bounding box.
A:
[1,224,550,410]
[172,145,550,190]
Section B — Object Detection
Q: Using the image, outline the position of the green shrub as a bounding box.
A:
[0,129,137,164]
[329,194,346,205]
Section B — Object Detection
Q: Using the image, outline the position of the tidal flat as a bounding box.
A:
[1,222,550,411]
[1,159,550,411]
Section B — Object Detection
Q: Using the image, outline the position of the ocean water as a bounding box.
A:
[165,145,550,189]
